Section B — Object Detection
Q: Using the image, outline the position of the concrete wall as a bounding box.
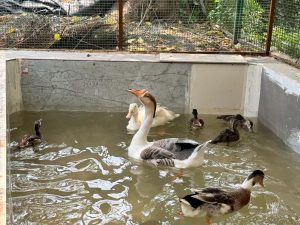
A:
[17,59,253,115]
[6,59,23,115]
[0,52,6,225]
[21,60,191,113]
[258,66,300,154]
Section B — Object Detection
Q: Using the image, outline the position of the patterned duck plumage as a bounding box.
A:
[210,119,241,145]
[217,114,253,132]
[188,109,204,130]
[179,170,265,224]
[17,119,43,149]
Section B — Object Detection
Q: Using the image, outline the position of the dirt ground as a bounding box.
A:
[0,14,260,53]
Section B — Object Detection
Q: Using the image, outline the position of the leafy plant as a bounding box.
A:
[208,0,267,46]
[272,27,300,58]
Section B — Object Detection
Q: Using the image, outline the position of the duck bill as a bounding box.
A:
[128,89,147,97]
[126,111,132,119]
[259,180,265,188]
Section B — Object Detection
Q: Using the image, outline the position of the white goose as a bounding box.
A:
[127,89,210,168]
[126,103,180,131]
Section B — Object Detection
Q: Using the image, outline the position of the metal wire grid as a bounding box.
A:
[272,0,300,59]
[0,0,119,50]
[124,0,271,53]
[239,0,271,51]
[0,0,298,59]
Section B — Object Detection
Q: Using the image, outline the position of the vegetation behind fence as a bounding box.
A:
[0,0,299,60]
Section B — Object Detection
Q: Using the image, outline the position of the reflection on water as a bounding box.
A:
[8,111,300,225]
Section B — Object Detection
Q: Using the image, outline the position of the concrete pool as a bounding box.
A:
[1,51,300,224]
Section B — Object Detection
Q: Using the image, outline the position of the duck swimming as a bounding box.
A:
[179,170,265,225]
[17,119,43,149]
[126,103,179,131]
[210,119,241,145]
[217,114,253,132]
[188,109,204,130]
[127,89,210,168]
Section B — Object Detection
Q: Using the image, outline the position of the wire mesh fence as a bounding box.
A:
[272,0,300,59]
[0,0,298,60]
[0,0,119,50]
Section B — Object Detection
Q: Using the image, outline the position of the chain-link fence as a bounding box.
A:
[0,0,298,60]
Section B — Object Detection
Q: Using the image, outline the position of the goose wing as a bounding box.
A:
[152,138,200,160]
[140,146,175,160]
[153,138,199,151]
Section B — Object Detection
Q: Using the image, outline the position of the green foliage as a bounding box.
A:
[272,27,300,59]
[208,0,236,31]
[177,0,216,23]
[275,0,300,30]
[243,0,266,34]
[209,1,266,32]
[208,0,267,46]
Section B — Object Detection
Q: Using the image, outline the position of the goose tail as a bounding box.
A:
[174,140,211,168]
[196,140,212,152]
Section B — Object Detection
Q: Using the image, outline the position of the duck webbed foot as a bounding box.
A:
[148,159,159,167]
[204,215,211,225]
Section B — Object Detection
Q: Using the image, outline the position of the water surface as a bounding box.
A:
[8,111,300,225]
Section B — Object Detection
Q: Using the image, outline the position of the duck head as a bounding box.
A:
[242,170,265,189]
[34,119,42,129]
[243,120,254,132]
[126,103,139,119]
[128,89,156,118]
[192,109,198,118]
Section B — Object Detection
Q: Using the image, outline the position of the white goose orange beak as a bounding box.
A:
[128,89,147,97]
[126,111,132,119]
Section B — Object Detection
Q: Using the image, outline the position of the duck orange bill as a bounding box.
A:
[126,111,132,119]
[128,89,147,97]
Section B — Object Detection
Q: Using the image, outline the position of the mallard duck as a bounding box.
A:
[17,119,43,149]
[126,103,179,131]
[188,109,204,130]
[210,119,241,145]
[217,114,253,132]
[127,89,210,168]
[179,170,265,225]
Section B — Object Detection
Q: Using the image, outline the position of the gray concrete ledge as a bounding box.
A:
[3,50,252,64]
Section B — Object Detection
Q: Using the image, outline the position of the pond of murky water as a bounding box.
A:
[7,111,300,225]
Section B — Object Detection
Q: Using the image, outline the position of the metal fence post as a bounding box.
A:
[266,0,277,55]
[118,0,124,51]
[233,0,244,44]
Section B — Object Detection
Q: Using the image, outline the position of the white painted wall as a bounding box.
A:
[190,64,248,115]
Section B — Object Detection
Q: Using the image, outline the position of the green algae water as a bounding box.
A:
[7,111,300,225]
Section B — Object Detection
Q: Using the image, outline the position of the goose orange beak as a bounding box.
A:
[128,89,147,97]
[126,111,132,119]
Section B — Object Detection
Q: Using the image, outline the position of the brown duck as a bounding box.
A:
[179,170,265,225]
[17,119,43,149]
[217,114,253,132]
[188,109,204,130]
[210,119,241,145]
